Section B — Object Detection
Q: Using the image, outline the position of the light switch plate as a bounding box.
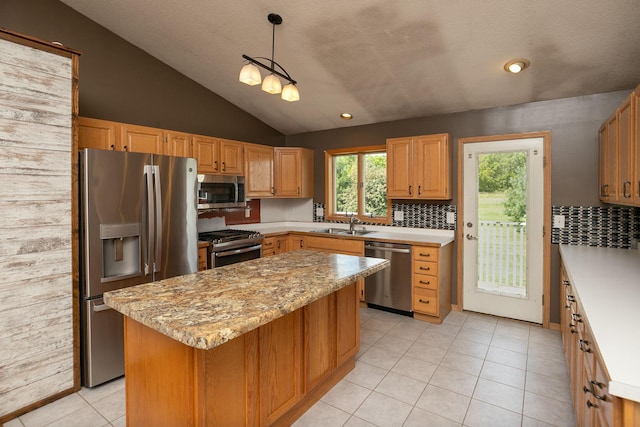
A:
[316,207,324,217]
[446,212,456,224]
[553,214,565,228]
[394,210,404,221]
[245,207,251,218]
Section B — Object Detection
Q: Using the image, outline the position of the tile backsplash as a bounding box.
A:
[552,205,640,249]
[313,202,457,230]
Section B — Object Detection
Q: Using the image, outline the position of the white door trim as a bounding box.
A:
[456,132,552,328]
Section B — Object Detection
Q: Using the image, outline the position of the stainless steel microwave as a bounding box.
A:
[197,174,246,209]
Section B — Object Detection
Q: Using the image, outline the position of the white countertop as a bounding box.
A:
[559,244,640,402]
[231,221,455,246]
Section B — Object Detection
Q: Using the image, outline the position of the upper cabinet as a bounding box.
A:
[244,143,275,197]
[387,133,451,200]
[190,135,244,175]
[274,147,314,198]
[599,85,639,207]
[79,117,192,157]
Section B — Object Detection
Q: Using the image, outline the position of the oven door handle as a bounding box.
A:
[214,244,262,258]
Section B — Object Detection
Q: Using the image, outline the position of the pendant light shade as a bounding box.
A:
[261,74,282,94]
[239,63,262,85]
[239,13,300,101]
[281,83,300,102]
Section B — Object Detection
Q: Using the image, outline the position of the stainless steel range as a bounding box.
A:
[199,228,263,268]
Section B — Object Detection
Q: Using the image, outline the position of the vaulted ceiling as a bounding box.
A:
[60,0,640,135]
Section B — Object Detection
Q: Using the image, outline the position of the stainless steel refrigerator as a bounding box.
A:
[79,148,198,387]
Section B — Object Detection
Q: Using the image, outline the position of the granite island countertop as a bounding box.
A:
[104,250,389,350]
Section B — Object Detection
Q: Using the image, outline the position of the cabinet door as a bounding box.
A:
[414,134,450,199]
[259,310,302,425]
[274,148,302,197]
[193,135,219,173]
[633,89,640,205]
[274,237,289,255]
[606,114,619,203]
[219,139,244,174]
[336,283,359,365]
[244,143,274,197]
[288,234,306,251]
[78,117,118,151]
[303,295,335,392]
[618,96,633,203]
[165,131,191,158]
[120,123,164,155]
[386,137,413,197]
[598,124,610,202]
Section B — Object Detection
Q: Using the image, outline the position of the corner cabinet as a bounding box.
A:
[386,133,451,200]
[411,244,452,324]
[274,147,314,198]
[0,30,79,422]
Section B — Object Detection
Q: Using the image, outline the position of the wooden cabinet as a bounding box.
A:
[386,133,451,200]
[78,117,118,151]
[411,244,452,324]
[262,234,290,257]
[244,143,274,197]
[599,86,640,207]
[274,147,314,198]
[193,135,244,175]
[288,234,307,251]
[560,264,615,427]
[79,118,192,157]
[197,244,208,271]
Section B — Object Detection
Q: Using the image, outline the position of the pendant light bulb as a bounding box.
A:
[239,63,262,86]
[262,74,282,94]
[281,83,300,102]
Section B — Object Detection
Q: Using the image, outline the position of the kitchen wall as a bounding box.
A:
[0,0,285,147]
[288,91,634,323]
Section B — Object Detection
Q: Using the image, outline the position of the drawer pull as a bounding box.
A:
[586,401,599,409]
[419,280,431,285]
[590,381,606,400]
[571,313,582,322]
[567,295,576,302]
[419,253,431,257]
[419,266,431,271]
[418,299,430,304]
[562,280,570,286]
[569,323,577,334]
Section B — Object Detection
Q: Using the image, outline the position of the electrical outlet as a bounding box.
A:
[315,207,324,217]
[446,212,456,224]
[393,210,404,221]
[553,214,565,228]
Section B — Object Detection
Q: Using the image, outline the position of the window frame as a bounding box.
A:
[324,145,391,224]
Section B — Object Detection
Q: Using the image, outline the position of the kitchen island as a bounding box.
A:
[104,250,389,426]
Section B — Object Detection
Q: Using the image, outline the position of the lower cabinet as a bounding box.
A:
[197,244,208,271]
[411,244,452,323]
[262,235,290,257]
[560,262,627,427]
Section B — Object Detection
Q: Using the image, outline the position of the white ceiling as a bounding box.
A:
[60,0,640,135]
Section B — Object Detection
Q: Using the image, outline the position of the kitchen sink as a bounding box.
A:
[339,229,372,236]
[311,228,348,234]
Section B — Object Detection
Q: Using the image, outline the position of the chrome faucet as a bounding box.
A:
[349,216,361,233]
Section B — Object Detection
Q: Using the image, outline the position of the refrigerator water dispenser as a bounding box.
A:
[100,223,141,281]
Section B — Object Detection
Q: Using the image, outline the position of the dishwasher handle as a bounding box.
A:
[364,244,411,254]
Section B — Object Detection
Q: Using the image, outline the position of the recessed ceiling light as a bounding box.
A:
[504,59,531,73]
[340,113,353,120]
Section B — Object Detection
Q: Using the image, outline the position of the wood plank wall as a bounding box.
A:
[0,33,76,420]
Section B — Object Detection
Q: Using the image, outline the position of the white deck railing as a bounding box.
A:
[477,221,527,288]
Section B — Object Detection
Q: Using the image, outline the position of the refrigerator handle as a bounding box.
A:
[144,165,155,276]
[152,165,163,273]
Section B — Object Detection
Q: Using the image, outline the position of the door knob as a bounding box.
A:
[466,234,478,240]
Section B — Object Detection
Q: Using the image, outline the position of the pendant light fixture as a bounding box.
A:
[239,13,300,102]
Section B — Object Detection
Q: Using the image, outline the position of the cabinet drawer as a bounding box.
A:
[414,260,438,276]
[262,237,275,250]
[305,236,364,255]
[412,274,438,291]
[413,246,438,262]
[413,287,438,316]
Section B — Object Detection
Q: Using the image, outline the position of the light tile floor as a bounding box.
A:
[5,307,575,427]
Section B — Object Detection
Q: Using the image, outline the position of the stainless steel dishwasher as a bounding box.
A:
[364,241,412,315]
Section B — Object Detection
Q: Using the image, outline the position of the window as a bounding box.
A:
[325,145,389,223]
